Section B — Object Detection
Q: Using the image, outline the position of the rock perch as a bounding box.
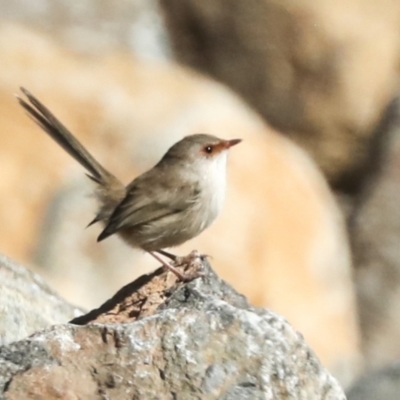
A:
[0,258,346,399]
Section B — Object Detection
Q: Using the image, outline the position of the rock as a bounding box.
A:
[0,253,83,346]
[346,361,400,400]
[2,0,170,60]
[0,24,359,381]
[159,0,400,190]
[351,96,400,369]
[0,260,346,399]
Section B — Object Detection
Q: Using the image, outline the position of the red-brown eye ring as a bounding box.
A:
[205,146,213,154]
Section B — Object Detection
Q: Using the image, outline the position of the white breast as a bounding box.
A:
[192,151,228,233]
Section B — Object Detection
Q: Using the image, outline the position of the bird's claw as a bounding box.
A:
[171,250,208,281]
[174,250,209,266]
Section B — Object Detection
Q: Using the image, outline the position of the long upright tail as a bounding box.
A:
[17,87,126,223]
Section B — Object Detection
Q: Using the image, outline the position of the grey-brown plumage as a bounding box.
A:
[17,88,241,280]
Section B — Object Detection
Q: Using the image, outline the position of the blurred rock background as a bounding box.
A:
[1,0,400,390]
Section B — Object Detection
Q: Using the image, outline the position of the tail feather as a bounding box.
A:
[17,87,126,225]
[17,87,108,183]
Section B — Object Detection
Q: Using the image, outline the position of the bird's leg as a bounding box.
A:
[156,249,210,266]
[149,251,201,282]
[155,249,177,261]
[155,250,210,267]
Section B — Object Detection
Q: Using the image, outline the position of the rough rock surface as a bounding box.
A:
[0,260,346,399]
[0,253,83,346]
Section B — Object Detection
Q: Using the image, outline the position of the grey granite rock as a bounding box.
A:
[0,259,346,399]
[0,253,83,345]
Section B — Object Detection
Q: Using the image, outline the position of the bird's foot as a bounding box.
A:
[173,250,209,280]
[155,249,210,265]
[174,250,210,266]
[149,250,206,282]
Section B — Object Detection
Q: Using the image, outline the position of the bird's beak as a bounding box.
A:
[225,138,242,148]
[214,138,242,154]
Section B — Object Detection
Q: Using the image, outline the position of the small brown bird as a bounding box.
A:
[17,88,241,280]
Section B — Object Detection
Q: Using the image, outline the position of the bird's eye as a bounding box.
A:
[204,145,213,154]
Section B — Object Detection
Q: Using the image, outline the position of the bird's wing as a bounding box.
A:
[97,167,200,241]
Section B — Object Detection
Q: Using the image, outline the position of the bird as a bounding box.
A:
[17,87,241,281]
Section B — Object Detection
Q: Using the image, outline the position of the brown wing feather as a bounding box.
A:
[97,167,200,241]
